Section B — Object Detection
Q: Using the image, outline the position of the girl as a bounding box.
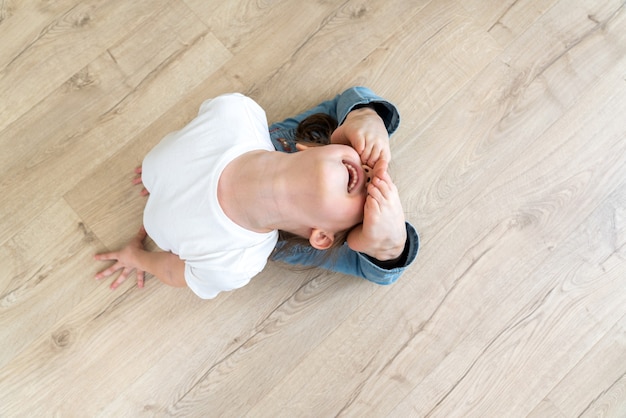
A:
[95,88,418,298]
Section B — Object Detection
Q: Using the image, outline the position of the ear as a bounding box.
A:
[309,229,334,250]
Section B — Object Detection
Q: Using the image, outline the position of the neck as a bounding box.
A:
[217,150,311,237]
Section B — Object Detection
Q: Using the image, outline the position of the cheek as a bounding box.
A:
[350,198,366,224]
[315,197,361,231]
[335,197,366,229]
[315,166,365,228]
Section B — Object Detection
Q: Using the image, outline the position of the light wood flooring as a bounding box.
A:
[1,0,625,416]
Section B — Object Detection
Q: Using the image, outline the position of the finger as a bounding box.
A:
[367,181,385,203]
[95,262,122,280]
[110,268,131,290]
[372,159,389,179]
[364,193,382,213]
[138,226,147,238]
[140,188,149,196]
[366,145,382,167]
[374,140,391,163]
[375,168,393,185]
[132,176,143,185]
[137,270,145,289]
[94,252,118,262]
[135,166,143,174]
[362,196,383,225]
[330,125,350,146]
[359,139,373,166]
[372,175,392,198]
[347,132,366,156]
[376,143,391,166]
[380,147,391,163]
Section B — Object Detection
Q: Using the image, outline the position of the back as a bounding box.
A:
[142,93,279,299]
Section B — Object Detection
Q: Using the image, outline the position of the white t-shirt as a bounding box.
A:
[142,93,279,299]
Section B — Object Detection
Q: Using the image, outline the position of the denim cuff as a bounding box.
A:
[271,222,419,286]
[335,86,400,135]
[355,222,420,285]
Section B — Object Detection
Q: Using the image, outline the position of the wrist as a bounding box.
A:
[368,238,410,269]
[372,243,405,261]
[346,106,379,119]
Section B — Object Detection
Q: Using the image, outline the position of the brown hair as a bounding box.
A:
[295,113,338,145]
[273,113,357,265]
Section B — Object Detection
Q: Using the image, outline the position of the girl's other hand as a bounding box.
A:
[347,162,406,261]
[330,107,391,168]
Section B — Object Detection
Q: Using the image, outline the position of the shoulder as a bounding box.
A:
[198,93,264,116]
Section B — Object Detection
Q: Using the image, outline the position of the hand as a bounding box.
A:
[331,107,390,167]
[132,166,149,196]
[347,160,407,261]
[94,227,148,289]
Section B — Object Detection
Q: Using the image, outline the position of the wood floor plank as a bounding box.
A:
[245,66,626,416]
[334,0,502,135]
[0,0,624,415]
[189,0,434,123]
[159,273,378,416]
[580,369,626,418]
[398,179,626,416]
[104,0,209,89]
[0,52,128,180]
[528,315,626,417]
[0,257,314,416]
[182,0,295,52]
[0,0,174,132]
[0,29,231,247]
[526,399,569,418]
[64,69,242,250]
[393,0,626,234]
[0,199,103,369]
[245,0,626,412]
[377,60,626,416]
[0,0,82,67]
[461,0,561,47]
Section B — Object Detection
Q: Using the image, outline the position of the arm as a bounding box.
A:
[271,223,419,285]
[94,227,186,290]
[269,86,399,154]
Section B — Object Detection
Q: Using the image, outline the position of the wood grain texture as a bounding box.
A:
[1,0,625,416]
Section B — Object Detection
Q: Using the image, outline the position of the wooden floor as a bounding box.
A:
[1,0,625,416]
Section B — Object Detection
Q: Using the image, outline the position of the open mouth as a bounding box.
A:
[343,161,359,193]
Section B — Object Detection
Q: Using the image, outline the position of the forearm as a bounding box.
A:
[348,224,406,261]
[272,222,419,285]
[133,249,187,288]
[269,86,400,153]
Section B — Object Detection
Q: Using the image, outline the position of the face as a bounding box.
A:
[297,144,370,234]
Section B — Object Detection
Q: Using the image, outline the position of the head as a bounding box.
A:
[292,143,368,249]
[280,113,371,252]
